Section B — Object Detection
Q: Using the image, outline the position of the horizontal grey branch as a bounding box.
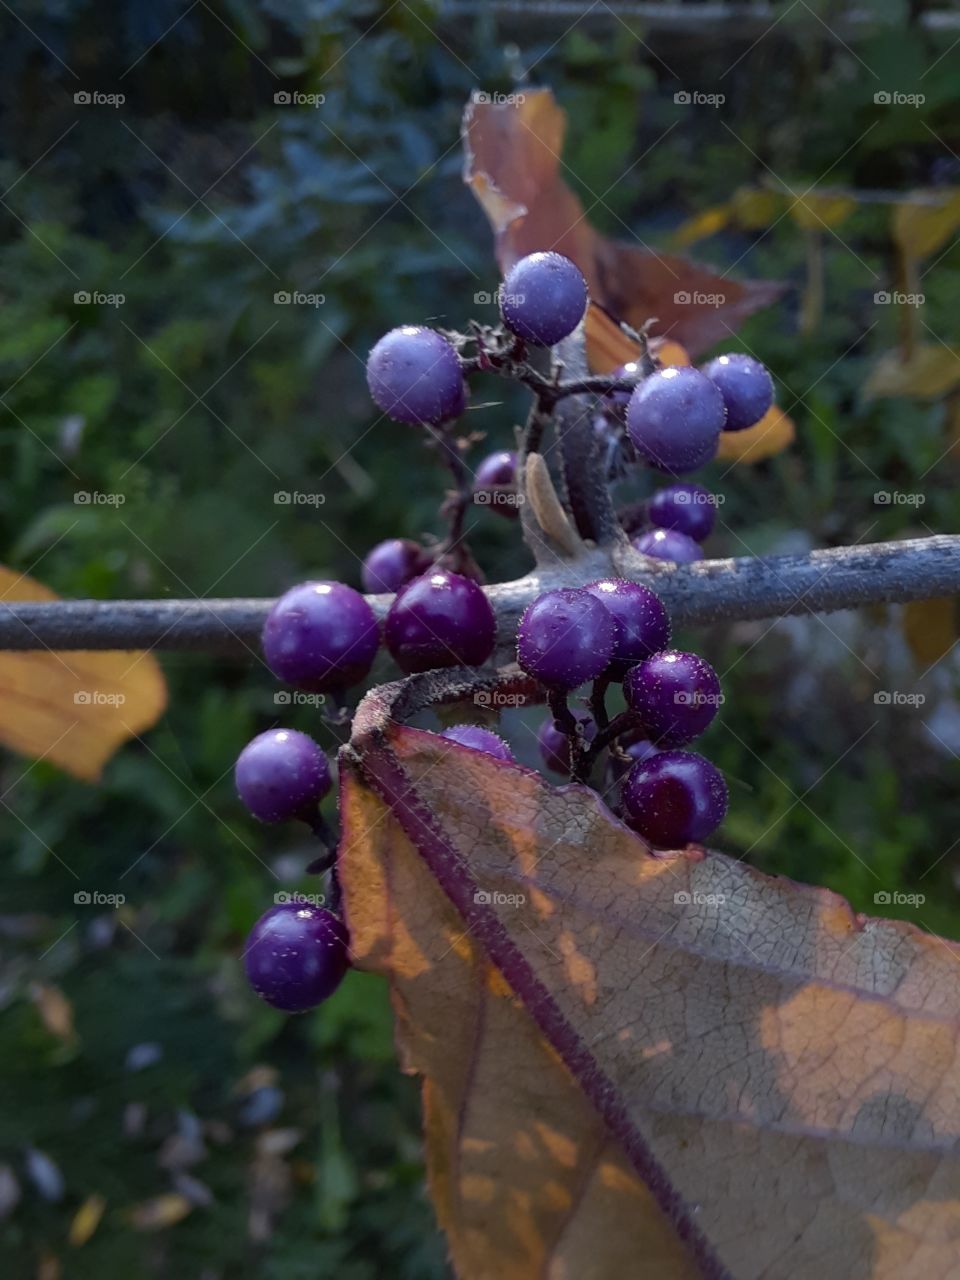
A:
[0,535,957,653]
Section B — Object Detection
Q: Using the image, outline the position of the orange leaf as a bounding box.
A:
[865,344,960,401]
[902,598,958,666]
[28,982,75,1044]
[715,404,796,463]
[129,1193,192,1231]
[464,89,785,357]
[788,192,857,232]
[891,191,960,260]
[0,567,166,780]
[341,719,960,1279]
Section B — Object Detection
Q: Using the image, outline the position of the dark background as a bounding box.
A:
[1,1,959,1275]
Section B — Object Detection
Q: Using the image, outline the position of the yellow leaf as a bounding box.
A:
[129,1193,192,1231]
[715,403,795,462]
[788,192,857,231]
[730,186,782,229]
[864,344,960,401]
[28,983,75,1043]
[671,205,729,249]
[902,598,958,666]
[341,719,960,1279]
[651,338,691,368]
[0,567,166,780]
[69,1194,106,1247]
[891,191,960,260]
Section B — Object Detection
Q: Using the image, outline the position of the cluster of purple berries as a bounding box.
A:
[516,579,727,848]
[230,249,762,1013]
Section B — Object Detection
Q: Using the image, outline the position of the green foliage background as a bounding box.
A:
[1,1,959,1275]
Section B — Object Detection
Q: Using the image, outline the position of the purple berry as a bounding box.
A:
[244,902,349,1012]
[537,715,596,775]
[633,528,703,564]
[366,326,465,425]
[626,366,724,473]
[701,353,773,432]
[440,724,514,762]
[606,360,643,413]
[621,750,728,846]
[624,737,660,764]
[517,588,616,690]
[361,539,430,595]
[585,578,672,676]
[500,252,588,347]
[385,569,496,674]
[623,650,722,746]
[235,728,331,823]
[473,450,520,519]
[263,581,380,691]
[648,484,716,543]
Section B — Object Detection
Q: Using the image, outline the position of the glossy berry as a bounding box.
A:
[633,528,703,564]
[626,366,725,472]
[244,902,349,1013]
[440,724,514,762]
[500,252,588,347]
[623,650,722,746]
[621,750,728,846]
[624,737,660,764]
[385,570,496,674]
[366,326,465,425]
[606,360,643,413]
[517,588,616,690]
[537,715,596,775]
[648,484,716,543]
[585,578,671,676]
[701,353,773,432]
[263,581,380,691]
[361,538,430,595]
[235,728,331,824]
[473,450,519,519]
